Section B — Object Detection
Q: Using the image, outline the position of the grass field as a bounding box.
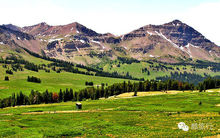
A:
[0,90,219,137]
[1,46,220,137]
[98,61,220,80]
[0,65,130,98]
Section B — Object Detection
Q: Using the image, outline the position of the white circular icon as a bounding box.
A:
[178,122,189,131]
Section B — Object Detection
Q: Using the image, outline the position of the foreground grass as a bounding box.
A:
[0,91,219,137]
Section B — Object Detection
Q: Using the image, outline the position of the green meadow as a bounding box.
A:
[0,65,129,98]
[0,51,220,137]
[0,91,219,137]
[99,61,220,80]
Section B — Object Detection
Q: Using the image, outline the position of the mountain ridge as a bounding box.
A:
[1,19,220,65]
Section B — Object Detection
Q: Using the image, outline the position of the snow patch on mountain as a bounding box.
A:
[48,38,63,43]
[80,40,85,43]
[121,35,124,39]
[190,43,201,49]
[155,31,179,49]
[180,46,184,50]
[185,43,192,58]
[101,45,105,49]
[91,40,100,44]
[123,46,128,50]
[75,46,80,52]
[65,34,70,37]
[147,31,153,36]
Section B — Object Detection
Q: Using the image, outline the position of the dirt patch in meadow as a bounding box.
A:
[114,91,185,99]
[0,86,8,89]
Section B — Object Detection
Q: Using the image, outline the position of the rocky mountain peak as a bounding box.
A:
[39,22,49,26]
[165,19,183,25]
[2,24,21,31]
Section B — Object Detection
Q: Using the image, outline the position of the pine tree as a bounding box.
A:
[19,91,24,105]
[4,76,9,81]
[70,88,74,100]
[12,93,16,107]
[133,89,137,96]
[43,90,50,104]
[29,90,35,104]
[58,89,63,102]
[16,93,20,105]
[0,99,3,108]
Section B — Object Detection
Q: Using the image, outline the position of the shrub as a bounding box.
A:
[4,76,9,81]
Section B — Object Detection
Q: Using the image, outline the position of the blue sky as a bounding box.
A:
[1,0,220,45]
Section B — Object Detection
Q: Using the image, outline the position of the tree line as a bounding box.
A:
[156,71,220,85]
[1,78,219,108]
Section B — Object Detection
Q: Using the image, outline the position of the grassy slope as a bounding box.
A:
[0,65,129,98]
[0,46,132,98]
[0,44,51,65]
[0,91,219,137]
[100,61,220,80]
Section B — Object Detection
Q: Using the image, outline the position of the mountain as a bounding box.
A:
[0,25,42,54]
[1,20,220,64]
[2,24,21,31]
[22,22,100,37]
[21,22,123,64]
[120,20,220,62]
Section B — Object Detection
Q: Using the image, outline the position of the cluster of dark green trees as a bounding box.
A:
[198,77,220,92]
[6,69,13,74]
[1,78,219,109]
[24,62,39,72]
[85,81,94,86]
[142,68,150,75]
[156,71,220,85]
[27,76,41,83]
[117,57,140,64]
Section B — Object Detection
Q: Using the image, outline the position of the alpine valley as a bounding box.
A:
[0,19,220,137]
